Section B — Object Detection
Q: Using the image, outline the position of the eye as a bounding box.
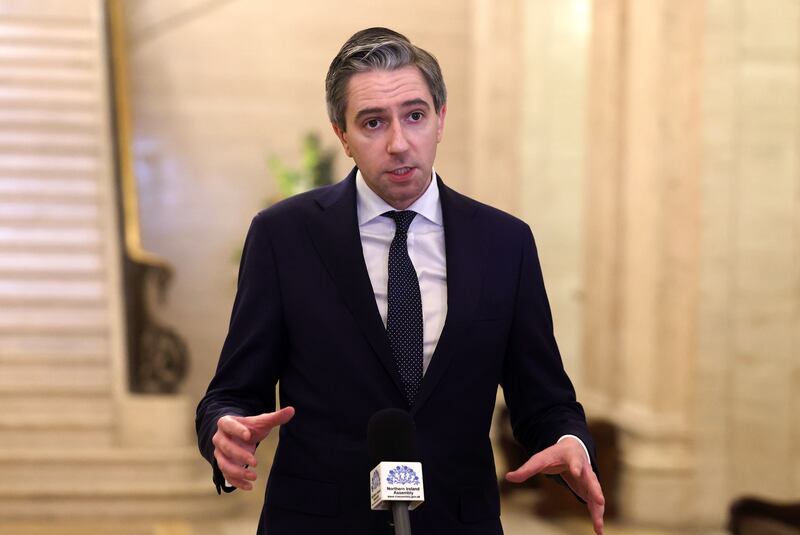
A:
[365,119,381,129]
[409,111,424,121]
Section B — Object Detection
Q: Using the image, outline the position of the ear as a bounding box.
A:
[331,123,352,157]
[436,104,447,143]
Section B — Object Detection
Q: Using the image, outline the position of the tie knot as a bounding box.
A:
[383,210,417,235]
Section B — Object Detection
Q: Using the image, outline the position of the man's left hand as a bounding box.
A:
[505,437,605,535]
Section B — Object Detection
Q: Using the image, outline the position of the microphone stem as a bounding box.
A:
[390,502,412,535]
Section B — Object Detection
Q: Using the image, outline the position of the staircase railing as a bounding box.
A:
[105,0,189,394]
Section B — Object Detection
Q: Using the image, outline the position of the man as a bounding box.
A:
[196,27,604,534]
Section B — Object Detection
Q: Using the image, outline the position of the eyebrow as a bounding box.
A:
[354,99,431,121]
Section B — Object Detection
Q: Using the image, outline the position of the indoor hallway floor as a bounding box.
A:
[0,490,728,535]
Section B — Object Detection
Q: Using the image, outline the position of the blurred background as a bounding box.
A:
[0,0,797,534]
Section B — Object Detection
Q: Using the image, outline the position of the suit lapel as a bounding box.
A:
[412,176,483,415]
[307,170,485,411]
[306,169,406,396]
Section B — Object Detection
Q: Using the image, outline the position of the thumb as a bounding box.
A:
[238,406,295,437]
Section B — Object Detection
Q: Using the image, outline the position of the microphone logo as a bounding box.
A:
[387,465,420,486]
[369,461,424,510]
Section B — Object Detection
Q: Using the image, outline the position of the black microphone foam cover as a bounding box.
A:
[367,408,420,468]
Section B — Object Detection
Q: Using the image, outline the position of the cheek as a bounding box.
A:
[357,143,384,165]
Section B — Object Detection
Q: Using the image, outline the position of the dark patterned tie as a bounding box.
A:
[383,210,423,406]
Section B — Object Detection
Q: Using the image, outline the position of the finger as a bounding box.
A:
[241,406,295,434]
[215,450,258,484]
[569,464,605,508]
[218,414,253,442]
[583,471,605,535]
[570,459,582,480]
[586,472,606,508]
[560,460,586,498]
[231,435,257,455]
[215,449,258,481]
[213,431,258,467]
[224,476,253,491]
[216,470,256,493]
[505,450,552,483]
[216,462,255,491]
[589,498,605,535]
[562,471,588,502]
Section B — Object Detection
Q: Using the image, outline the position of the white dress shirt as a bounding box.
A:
[356,169,447,373]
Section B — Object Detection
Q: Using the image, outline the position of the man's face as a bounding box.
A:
[332,65,446,210]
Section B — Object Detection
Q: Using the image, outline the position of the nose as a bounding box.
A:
[387,122,409,154]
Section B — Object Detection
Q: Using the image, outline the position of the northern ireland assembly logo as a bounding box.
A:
[386,465,420,486]
[370,461,425,511]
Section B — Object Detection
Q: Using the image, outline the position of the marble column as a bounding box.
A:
[469,0,524,215]
[518,0,591,383]
[586,0,800,527]
[583,0,704,525]
[696,0,800,523]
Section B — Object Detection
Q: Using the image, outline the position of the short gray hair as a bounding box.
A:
[325,27,447,131]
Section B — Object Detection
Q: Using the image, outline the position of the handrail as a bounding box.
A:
[104,0,188,393]
[105,0,171,273]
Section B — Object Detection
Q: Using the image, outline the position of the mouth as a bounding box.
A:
[388,166,415,180]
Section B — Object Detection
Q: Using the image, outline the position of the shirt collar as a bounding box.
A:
[356,168,443,226]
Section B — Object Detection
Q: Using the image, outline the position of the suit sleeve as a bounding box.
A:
[501,224,597,471]
[195,214,287,492]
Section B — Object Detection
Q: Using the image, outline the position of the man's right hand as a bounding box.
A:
[212,406,295,491]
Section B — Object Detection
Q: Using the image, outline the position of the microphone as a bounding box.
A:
[367,408,424,535]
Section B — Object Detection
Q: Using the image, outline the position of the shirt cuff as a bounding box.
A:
[557,434,591,465]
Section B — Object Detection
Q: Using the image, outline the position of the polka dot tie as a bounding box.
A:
[383,210,423,407]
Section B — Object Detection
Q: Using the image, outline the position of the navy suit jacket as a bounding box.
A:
[196,168,595,534]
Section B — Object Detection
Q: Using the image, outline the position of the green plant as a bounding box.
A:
[232,133,336,264]
[268,133,336,198]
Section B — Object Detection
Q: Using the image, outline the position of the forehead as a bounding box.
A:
[345,66,434,117]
